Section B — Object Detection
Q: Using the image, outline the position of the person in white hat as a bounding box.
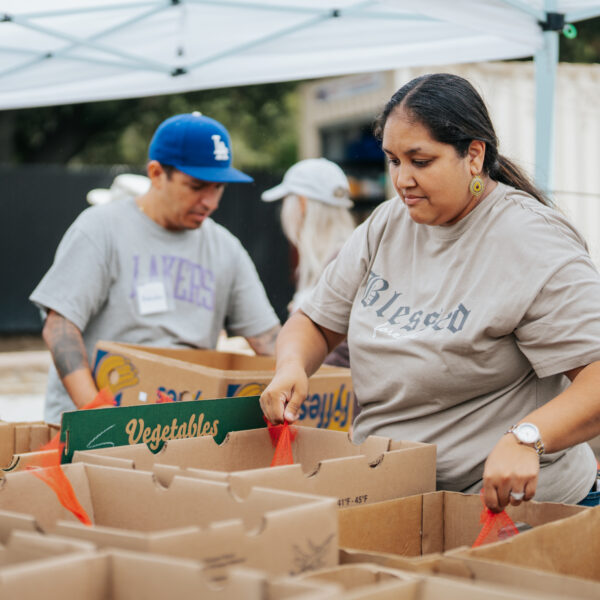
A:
[86,174,151,205]
[262,159,355,309]
[262,158,356,369]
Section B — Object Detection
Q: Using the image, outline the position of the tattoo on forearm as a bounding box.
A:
[44,313,89,378]
[247,324,281,356]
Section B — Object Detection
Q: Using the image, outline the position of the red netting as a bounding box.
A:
[27,442,92,526]
[40,387,116,453]
[264,418,297,466]
[83,387,116,410]
[156,390,174,403]
[24,387,115,526]
[472,497,519,547]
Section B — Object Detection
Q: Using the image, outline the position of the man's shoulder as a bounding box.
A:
[72,199,130,229]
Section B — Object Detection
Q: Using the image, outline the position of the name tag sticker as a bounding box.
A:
[136,281,169,315]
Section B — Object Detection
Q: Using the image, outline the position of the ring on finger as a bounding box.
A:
[510,491,524,501]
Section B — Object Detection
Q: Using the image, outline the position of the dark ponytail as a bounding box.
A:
[374,74,550,206]
[489,155,548,205]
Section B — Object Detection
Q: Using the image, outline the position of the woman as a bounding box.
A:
[262,158,356,367]
[260,73,600,512]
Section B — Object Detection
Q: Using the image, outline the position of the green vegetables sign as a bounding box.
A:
[59,396,265,463]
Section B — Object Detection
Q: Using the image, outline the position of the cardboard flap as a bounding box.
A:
[29,425,51,452]
[339,495,423,557]
[504,497,586,526]
[0,463,95,531]
[14,425,30,454]
[0,546,307,600]
[461,506,600,581]
[421,493,445,555]
[78,427,402,475]
[106,549,279,599]
[0,509,42,543]
[54,520,151,550]
[440,492,485,551]
[0,553,108,599]
[292,428,358,466]
[2,450,59,476]
[356,434,396,457]
[95,341,277,377]
[435,555,600,600]
[72,451,135,470]
[0,530,95,565]
[81,463,329,533]
[298,563,414,589]
[0,423,16,468]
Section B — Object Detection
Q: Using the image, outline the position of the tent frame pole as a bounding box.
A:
[534,0,560,197]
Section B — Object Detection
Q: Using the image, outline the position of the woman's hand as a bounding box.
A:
[482,433,540,513]
[260,360,309,424]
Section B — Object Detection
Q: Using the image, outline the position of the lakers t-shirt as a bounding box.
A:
[31,197,279,423]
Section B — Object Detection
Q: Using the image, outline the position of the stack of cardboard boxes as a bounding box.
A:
[1,342,598,598]
[0,420,58,474]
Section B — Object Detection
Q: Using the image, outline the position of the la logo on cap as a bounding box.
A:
[212,135,229,161]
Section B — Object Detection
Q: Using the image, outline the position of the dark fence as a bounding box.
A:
[0,165,293,333]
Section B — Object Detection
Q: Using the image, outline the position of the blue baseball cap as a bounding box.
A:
[148,112,253,183]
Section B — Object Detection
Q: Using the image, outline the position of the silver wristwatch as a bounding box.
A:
[506,422,545,456]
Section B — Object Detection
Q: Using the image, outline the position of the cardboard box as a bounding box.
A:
[0,548,341,600]
[295,564,564,600]
[339,550,600,599]
[457,504,600,583]
[73,426,436,507]
[338,491,586,563]
[330,576,563,600]
[296,563,415,589]
[0,420,59,474]
[0,462,338,579]
[0,530,95,567]
[93,341,355,430]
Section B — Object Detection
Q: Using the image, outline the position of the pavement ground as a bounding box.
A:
[0,336,48,422]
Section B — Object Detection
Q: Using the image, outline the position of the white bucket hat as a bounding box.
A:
[261,158,352,208]
[87,173,151,205]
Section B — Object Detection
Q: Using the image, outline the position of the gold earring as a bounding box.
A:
[469,174,485,198]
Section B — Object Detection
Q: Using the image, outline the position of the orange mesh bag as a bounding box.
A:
[23,388,115,526]
[27,443,92,526]
[156,390,175,403]
[472,493,519,547]
[83,387,116,410]
[265,419,298,467]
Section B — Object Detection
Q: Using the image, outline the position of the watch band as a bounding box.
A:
[506,424,545,456]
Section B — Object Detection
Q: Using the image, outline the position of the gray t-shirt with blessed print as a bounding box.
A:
[31,197,279,424]
[302,182,600,503]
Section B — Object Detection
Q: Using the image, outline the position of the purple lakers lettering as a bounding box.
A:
[130,254,215,310]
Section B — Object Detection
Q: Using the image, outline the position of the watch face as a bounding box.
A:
[516,423,539,444]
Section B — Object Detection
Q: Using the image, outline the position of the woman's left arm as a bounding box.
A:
[483,360,600,512]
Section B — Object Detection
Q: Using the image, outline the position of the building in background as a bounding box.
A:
[299,62,600,263]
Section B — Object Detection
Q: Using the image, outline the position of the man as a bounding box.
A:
[30,112,281,423]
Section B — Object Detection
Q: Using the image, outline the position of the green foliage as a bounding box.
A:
[12,81,300,171]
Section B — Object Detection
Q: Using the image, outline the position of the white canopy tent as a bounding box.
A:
[1,0,599,191]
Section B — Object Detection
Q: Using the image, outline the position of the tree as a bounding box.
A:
[9,81,300,171]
